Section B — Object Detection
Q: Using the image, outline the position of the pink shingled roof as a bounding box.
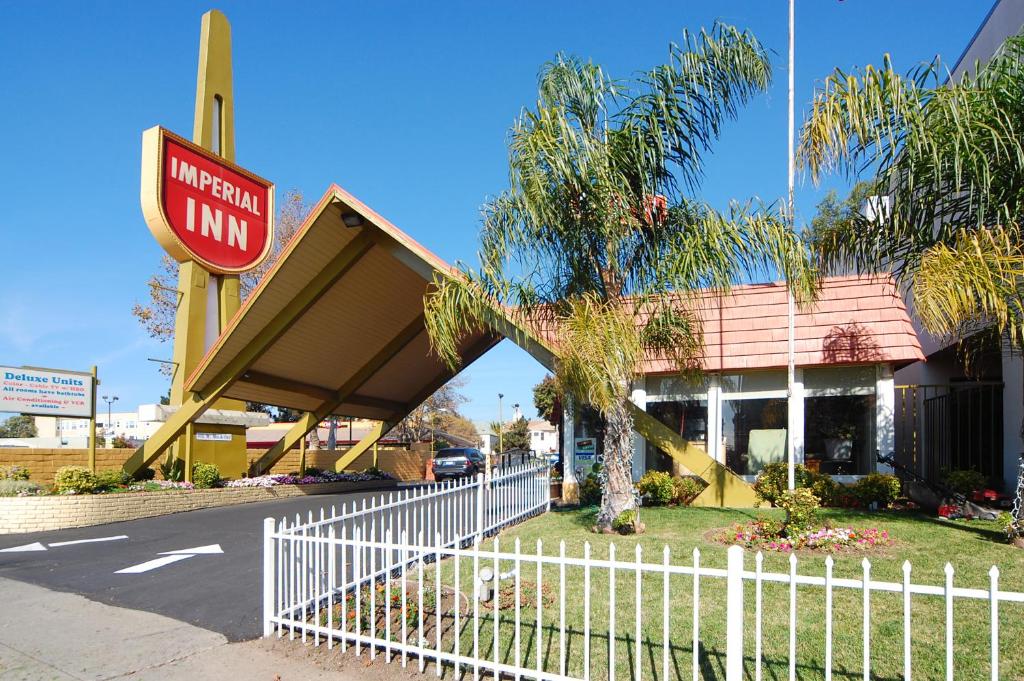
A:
[642,275,924,373]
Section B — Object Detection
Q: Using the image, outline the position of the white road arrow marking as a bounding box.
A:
[116,543,223,574]
[1,535,131,554]
[159,544,223,555]
[0,542,47,553]
[49,535,128,547]
[115,555,193,574]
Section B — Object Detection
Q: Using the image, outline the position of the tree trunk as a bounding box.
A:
[597,395,636,531]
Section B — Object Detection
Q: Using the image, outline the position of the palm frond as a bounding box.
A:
[914,227,1024,348]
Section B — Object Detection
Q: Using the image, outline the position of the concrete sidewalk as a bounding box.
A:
[0,577,368,680]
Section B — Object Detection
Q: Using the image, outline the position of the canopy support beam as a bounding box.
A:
[123,229,378,475]
[248,314,425,475]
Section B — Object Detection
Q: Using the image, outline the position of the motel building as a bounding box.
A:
[561,275,924,486]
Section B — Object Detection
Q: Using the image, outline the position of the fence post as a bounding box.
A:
[545,464,551,511]
[725,545,744,681]
[475,472,485,542]
[263,517,276,637]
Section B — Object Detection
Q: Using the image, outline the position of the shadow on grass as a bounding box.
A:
[406,616,897,681]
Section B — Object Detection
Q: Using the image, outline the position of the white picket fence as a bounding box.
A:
[263,474,1024,681]
[263,463,551,638]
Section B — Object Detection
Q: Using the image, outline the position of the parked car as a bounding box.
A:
[431,447,485,480]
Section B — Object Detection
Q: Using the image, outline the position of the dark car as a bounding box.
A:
[432,447,485,480]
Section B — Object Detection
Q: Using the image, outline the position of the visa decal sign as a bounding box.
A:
[141,126,274,274]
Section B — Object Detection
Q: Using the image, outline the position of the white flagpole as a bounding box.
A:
[786,0,797,491]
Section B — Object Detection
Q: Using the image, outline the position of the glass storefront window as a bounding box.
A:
[645,399,708,473]
[722,397,788,476]
[804,394,876,475]
[720,371,787,395]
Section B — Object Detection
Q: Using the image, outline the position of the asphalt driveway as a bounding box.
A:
[0,487,403,641]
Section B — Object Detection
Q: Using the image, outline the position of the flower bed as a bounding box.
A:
[0,477,401,534]
[713,519,893,553]
[223,471,393,488]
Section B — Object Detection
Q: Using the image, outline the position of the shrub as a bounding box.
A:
[0,465,30,481]
[95,469,131,491]
[754,462,845,507]
[578,472,602,506]
[54,466,98,494]
[302,466,323,477]
[942,469,987,495]
[0,479,43,496]
[133,467,156,481]
[111,435,133,448]
[159,456,184,482]
[611,509,638,534]
[852,473,901,508]
[753,462,815,506]
[778,487,820,534]
[636,471,674,506]
[811,475,841,507]
[191,462,221,489]
[671,476,706,505]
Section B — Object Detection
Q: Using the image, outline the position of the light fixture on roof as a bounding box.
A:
[341,211,364,227]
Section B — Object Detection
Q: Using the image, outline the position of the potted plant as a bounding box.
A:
[550,465,563,500]
[824,422,855,462]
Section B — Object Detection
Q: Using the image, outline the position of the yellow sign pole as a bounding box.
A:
[88,365,97,473]
[166,10,248,482]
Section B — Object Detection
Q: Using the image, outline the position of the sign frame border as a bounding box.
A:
[0,364,96,419]
[140,125,275,275]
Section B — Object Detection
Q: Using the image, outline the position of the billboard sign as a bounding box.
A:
[0,366,94,418]
[140,126,274,274]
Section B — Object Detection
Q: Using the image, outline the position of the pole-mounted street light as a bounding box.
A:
[497,393,504,454]
[101,395,118,447]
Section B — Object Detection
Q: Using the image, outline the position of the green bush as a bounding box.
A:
[778,487,820,534]
[95,469,131,491]
[0,465,30,481]
[133,467,156,481]
[191,462,221,489]
[753,462,845,507]
[54,466,98,494]
[611,509,638,534]
[753,462,815,506]
[810,475,841,507]
[579,472,602,507]
[0,479,43,496]
[852,472,901,508]
[636,471,674,505]
[159,456,184,482]
[671,476,706,505]
[302,467,323,477]
[942,469,987,495]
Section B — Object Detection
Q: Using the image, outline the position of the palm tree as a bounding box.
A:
[800,35,1024,348]
[424,24,815,531]
[799,34,1024,530]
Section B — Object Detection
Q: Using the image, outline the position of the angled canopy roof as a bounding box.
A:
[185,184,501,423]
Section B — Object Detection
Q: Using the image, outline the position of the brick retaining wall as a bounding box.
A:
[0,479,400,535]
[0,446,425,483]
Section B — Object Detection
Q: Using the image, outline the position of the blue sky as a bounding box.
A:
[0,1,993,424]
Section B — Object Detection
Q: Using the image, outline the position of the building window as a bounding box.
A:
[803,367,877,476]
[722,397,789,476]
[645,399,708,473]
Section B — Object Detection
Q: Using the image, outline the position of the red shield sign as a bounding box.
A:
[141,126,274,274]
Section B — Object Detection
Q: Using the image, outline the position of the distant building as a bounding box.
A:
[528,419,558,455]
[475,422,499,456]
[33,410,163,447]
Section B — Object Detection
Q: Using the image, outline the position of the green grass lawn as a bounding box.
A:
[358,506,1024,681]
